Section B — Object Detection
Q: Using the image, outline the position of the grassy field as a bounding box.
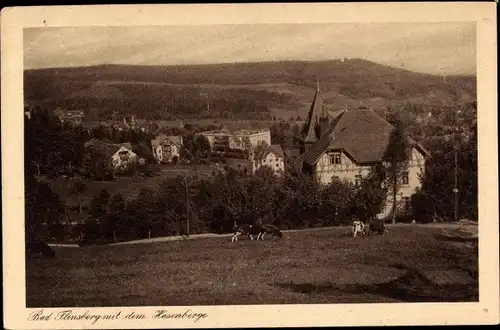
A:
[26,225,478,307]
[47,164,215,206]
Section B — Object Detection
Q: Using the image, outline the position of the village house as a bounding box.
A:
[54,109,85,125]
[151,134,183,164]
[106,142,139,171]
[226,143,285,176]
[295,84,429,218]
[253,144,285,176]
[84,139,139,170]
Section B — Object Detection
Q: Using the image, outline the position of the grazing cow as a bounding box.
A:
[352,220,365,238]
[232,224,257,242]
[232,222,283,242]
[26,241,56,259]
[362,222,371,236]
[257,224,283,240]
[368,218,385,235]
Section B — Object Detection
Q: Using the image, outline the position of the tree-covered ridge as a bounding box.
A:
[24,59,476,122]
[25,59,476,100]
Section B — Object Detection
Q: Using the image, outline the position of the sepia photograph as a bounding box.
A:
[2,3,498,329]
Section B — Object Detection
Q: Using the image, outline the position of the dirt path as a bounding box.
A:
[48,223,474,248]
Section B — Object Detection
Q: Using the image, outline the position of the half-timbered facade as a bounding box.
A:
[295,86,429,218]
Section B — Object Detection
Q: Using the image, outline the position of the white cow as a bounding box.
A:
[352,220,366,238]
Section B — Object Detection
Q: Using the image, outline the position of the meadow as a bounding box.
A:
[46,164,216,207]
[26,225,478,307]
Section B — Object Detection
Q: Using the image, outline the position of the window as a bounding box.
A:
[402,171,409,185]
[276,163,279,167]
[355,174,362,186]
[329,153,341,165]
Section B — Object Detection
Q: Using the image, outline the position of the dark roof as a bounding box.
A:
[151,139,162,149]
[255,144,284,160]
[121,142,133,150]
[152,134,183,147]
[284,148,301,159]
[293,153,306,172]
[301,108,428,166]
[300,84,329,143]
[105,145,122,158]
[166,136,183,146]
[268,144,284,157]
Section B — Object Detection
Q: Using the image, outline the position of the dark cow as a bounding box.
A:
[231,223,283,242]
[368,218,386,235]
[257,224,283,240]
[26,241,56,259]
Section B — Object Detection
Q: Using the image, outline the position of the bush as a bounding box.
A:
[411,191,435,223]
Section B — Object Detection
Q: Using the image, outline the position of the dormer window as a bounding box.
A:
[329,152,341,165]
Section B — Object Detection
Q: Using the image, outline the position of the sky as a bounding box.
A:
[24,23,476,75]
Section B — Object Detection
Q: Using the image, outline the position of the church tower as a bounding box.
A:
[298,82,331,153]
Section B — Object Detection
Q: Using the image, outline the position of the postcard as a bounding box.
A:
[2,2,498,329]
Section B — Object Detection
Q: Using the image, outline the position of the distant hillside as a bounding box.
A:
[24,59,476,120]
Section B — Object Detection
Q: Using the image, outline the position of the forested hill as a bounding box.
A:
[24,59,476,121]
[25,59,476,100]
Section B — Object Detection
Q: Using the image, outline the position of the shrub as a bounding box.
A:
[411,191,435,223]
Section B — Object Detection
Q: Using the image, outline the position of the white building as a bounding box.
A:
[253,144,285,176]
[295,85,429,218]
[151,134,183,164]
[199,129,271,152]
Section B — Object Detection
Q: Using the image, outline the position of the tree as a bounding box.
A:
[255,165,275,180]
[133,188,158,239]
[68,178,87,215]
[321,177,356,226]
[105,193,126,241]
[132,142,155,163]
[353,164,387,222]
[89,188,111,220]
[83,139,114,181]
[383,118,411,224]
[25,181,65,242]
[418,125,477,222]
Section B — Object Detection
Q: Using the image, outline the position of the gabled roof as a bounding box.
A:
[154,133,168,142]
[106,145,122,158]
[152,134,183,148]
[300,83,329,143]
[165,136,183,146]
[268,144,284,157]
[300,108,428,166]
[106,143,135,157]
[255,144,284,160]
[284,148,301,159]
[151,139,162,149]
[293,153,306,172]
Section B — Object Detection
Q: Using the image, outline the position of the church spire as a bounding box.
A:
[301,81,329,144]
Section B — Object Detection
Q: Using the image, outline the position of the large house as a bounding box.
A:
[199,129,271,152]
[151,134,183,164]
[226,143,285,176]
[295,84,429,217]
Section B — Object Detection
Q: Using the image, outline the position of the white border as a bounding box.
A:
[2,3,498,328]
